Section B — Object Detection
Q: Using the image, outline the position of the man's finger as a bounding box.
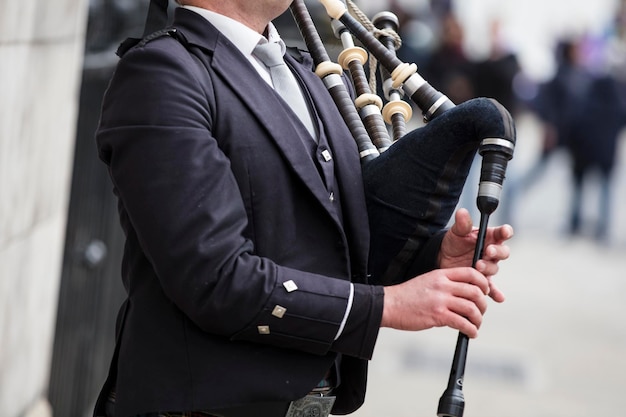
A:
[451,208,474,237]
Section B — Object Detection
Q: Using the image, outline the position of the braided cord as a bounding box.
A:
[345,0,402,94]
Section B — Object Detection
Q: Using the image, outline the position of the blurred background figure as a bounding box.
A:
[472,19,522,117]
[564,10,626,242]
[518,39,592,198]
[519,25,625,243]
[566,71,626,241]
[504,38,590,232]
[421,10,476,104]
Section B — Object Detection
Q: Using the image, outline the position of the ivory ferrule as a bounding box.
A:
[382,100,412,124]
[390,62,417,89]
[338,47,368,69]
[319,0,347,20]
[315,61,343,79]
[355,93,383,110]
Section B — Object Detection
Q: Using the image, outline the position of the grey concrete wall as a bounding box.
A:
[0,0,88,416]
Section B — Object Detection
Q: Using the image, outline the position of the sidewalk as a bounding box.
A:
[353,233,626,417]
[351,117,626,417]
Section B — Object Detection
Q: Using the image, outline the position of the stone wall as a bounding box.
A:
[0,0,88,416]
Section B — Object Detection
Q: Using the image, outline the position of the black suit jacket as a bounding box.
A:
[96,8,384,416]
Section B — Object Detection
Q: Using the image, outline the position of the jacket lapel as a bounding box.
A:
[173,8,334,209]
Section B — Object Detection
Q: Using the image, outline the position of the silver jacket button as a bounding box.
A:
[283,280,298,292]
[272,305,287,318]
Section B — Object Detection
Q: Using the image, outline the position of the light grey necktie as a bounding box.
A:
[253,42,316,139]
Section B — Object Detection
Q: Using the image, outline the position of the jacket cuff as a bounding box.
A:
[230,269,352,356]
[331,283,384,360]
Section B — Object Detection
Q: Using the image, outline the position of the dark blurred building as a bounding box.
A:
[48,1,149,416]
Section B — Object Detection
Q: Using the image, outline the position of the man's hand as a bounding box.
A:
[438,208,513,303]
[381,267,490,338]
[380,208,514,337]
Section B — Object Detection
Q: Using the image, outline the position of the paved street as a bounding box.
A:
[351,113,626,417]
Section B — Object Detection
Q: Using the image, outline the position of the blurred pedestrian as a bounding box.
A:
[422,12,476,104]
[506,39,592,228]
[472,20,522,116]
[566,73,626,241]
[531,40,592,182]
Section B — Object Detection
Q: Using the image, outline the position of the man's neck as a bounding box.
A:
[181,0,277,34]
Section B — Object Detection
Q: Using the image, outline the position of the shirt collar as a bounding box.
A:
[182,5,285,56]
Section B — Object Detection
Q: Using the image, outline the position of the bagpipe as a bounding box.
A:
[137,0,516,415]
[290,1,515,416]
